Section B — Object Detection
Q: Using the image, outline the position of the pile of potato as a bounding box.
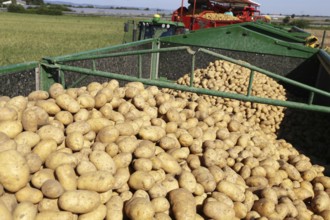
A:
[201,12,240,21]
[0,67,329,219]
[164,60,287,133]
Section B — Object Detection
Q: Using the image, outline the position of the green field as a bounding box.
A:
[0,12,128,66]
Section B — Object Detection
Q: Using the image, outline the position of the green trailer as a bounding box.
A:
[1,21,330,160]
[2,21,328,111]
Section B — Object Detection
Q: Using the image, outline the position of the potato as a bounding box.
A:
[55,164,77,191]
[216,180,245,202]
[87,118,113,133]
[55,93,80,113]
[192,167,217,193]
[79,204,107,220]
[16,186,43,204]
[0,199,12,220]
[125,197,155,220]
[31,168,55,189]
[128,171,155,191]
[13,201,37,220]
[0,120,22,138]
[37,125,64,144]
[0,106,17,121]
[76,160,97,176]
[77,171,114,192]
[35,211,74,220]
[169,188,196,220]
[0,150,30,192]
[41,180,64,199]
[37,198,59,212]
[312,191,330,213]
[179,171,197,193]
[134,140,156,159]
[203,200,235,220]
[55,111,73,125]
[32,139,57,163]
[133,158,153,172]
[104,195,124,220]
[157,152,182,175]
[25,153,42,173]
[89,150,116,174]
[45,152,78,170]
[139,126,166,142]
[252,198,275,217]
[48,83,65,99]
[65,131,84,151]
[151,197,170,213]
[36,100,61,115]
[14,131,40,149]
[95,126,119,143]
[59,190,101,214]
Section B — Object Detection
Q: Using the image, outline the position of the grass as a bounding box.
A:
[0,12,128,66]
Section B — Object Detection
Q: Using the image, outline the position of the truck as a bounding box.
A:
[124,0,267,42]
[172,0,270,30]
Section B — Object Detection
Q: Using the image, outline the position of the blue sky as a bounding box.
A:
[48,0,330,16]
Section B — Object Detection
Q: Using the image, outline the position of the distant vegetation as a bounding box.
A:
[282,16,311,29]
[7,4,72,15]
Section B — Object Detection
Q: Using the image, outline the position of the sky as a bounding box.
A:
[48,0,330,16]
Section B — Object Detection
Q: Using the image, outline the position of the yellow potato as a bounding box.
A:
[13,201,38,220]
[55,164,77,191]
[106,195,123,220]
[59,190,101,214]
[125,197,155,220]
[0,199,12,220]
[0,150,30,192]
[0,120,23,138]
[32,139,57,163]
[78,204,107,220]
[45,152,78,170]
[89,150,117,174]
[15,186,43,204]
[37,125,64,144]
[41,180,64,199]
[55,93,80,113]
[35,211,74,220]
[0,106,18,121]
[77,171,115,192]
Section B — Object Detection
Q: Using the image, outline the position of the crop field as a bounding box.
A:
[0,12,127,66]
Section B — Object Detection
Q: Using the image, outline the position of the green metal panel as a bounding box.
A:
[44,63,330,114]
[44,39,154,64]
[160,22,318,59]
[39,46,330,113]
[0,62,38,75]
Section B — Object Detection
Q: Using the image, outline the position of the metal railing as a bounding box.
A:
[40,45,330,113]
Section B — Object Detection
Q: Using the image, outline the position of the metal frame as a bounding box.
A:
[39,45,330,113]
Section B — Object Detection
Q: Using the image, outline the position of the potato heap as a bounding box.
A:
[201,12,240,21]
[163,60,287,133]
[0,79,329,220]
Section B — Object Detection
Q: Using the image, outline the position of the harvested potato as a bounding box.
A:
[125,197,155,220]
[41,180,64,199]
[169,188,196,220]
[58,190,101,214]
[0,150,30,192]
[77,171,114,192]
[13,201,38,220]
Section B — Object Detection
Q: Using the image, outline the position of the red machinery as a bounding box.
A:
[172,0,269,30]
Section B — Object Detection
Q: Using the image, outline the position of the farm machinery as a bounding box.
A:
[123,0,319,49]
